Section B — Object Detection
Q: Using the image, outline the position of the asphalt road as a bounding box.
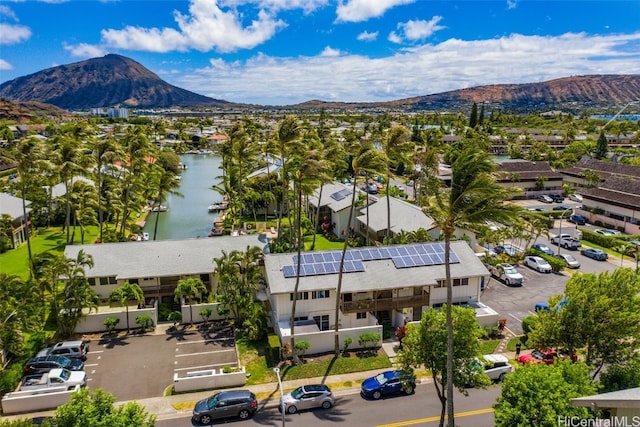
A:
[155,382,502,427]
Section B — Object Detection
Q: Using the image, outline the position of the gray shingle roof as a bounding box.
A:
[63,235,265,280]
[0,192,31,219]
[356,196,435,233]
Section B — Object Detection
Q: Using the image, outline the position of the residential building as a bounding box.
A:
[306,182,365,240]
[0,192,32,249]
[495,160,564,199]
[571,387,640,421]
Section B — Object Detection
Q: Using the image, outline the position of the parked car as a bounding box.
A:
[367,182,378,194]
[360,370,416,400]
[553,205,572,211]
[537,195,553,203]
[534,302,550,312]
[280,384,334,414]
[486,263,523,286]
[568,194,583,202]
[532,243,554,255]
[524,256,552,273]
[567,214,587,225]
[37,341,89,361]
[478,354,513,382]
[581,248,608,261]
[518,348,577,365]
[595,228,622,236]
[494,243,521,257]
[549,194,564,203]
[554,253,581,269]
[550,233,581,250]
[192,390,258,424]
[24,355,84,375]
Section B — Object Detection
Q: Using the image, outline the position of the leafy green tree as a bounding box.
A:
[199,308,213,325]
[135,314,153,332]
[599,355,640,393]
[334,143,386,357]
[0,273,39,365]
[469,102,478,128]
[109,281,144,333]
[494,361,596,427]
[174,277,207,325]
[53,388,155,427]
[528,268,640,379]
[397,306,487,427]
[422,144,521,426]
[595,129,608,159]
[167,311,182,329]
[103,317,120,335]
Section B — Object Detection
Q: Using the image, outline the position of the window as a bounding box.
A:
[290,292,309,301]
[356,312,367,319]
[313,315,330,331]
[312,290,330,299]
[436,278,469,287]
[99,276,117,286]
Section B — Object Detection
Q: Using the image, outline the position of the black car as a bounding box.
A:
[24,355,84,375]
[192,390,257,424]
[549,194,564,203]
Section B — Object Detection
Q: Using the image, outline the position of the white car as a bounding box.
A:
[555,253,581,269]
[568,194,583,202]
[524,255,552,273]
[595,229,621,236]
[480,354,513,382]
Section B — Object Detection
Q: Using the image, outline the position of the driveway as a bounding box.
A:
[84,322,237,401]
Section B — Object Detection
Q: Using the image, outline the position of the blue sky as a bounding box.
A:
[1,0,639,106]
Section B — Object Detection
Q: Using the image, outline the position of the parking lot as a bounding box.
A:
[83,323,238,401]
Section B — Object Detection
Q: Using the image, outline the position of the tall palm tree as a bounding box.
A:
[109,281,144,333]
[149,166,183,240]
[334,143,386,357]
[119,127,152,235]
[289,144,325,364]
[69,180,98,244]
[382,126,413,242]
[276,115,303,243]
[422,144,521,427]
[174,277,207,325]
[311,139,345,250]
[90,133,122,243]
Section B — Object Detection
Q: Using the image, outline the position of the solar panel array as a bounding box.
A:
[329,188,352,201]
[282,242,460,278]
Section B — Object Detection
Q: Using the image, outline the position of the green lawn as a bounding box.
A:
[0,226,100,279]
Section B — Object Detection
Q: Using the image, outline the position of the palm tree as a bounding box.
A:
[334,143,386,357]
[276,115,303,243]
[174,277,207,325]
[422,144,521,427]
[119,127,152,235]
[57,249,96,337]
[69,180,98,244]
[90,133,122,243]
[109,281,144,333]
[149,166,183,240]
[382,126,413,242]
[289,145,324,364]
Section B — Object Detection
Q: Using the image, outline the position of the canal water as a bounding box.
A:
[143,154,223,240]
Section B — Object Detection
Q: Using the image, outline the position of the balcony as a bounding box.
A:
[340,294,430,313]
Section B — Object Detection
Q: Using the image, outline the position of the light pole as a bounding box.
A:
[274,367,285,427]
[557,208,573,256]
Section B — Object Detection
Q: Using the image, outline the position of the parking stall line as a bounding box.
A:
[174,362,237,371]
[175,349,236,357]
[176,338,234,345]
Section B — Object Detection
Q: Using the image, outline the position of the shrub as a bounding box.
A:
[103,317,120,334]
[293,340,311,358]
[267,334,281,363]
[521,315,539,345]
[358,332,381,349]
[135,314,153,332]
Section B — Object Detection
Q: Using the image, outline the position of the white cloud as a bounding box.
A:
[357,30,378,42]
[0,5,18,20]
[63,42,107,58]
[0,23,31,45]
[336,0,415,23]
[221,0,328,13]
[320,46,341,57]
[387,31,402,44]
[170,31,640,105]
[0,59,13,70]
[93,0,285,53]
[398,17,445,41]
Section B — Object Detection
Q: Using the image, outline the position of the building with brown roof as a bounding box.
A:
[495,160,564,199]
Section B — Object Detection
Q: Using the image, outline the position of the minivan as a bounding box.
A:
[192,390,258,424]
[38,341,89,360]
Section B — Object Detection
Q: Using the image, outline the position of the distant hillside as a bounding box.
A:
[0,98,70,123]
[292,75,640,112]
[0,54,226,110]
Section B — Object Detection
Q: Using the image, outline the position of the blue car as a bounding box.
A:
[360,370,416,400]
[567,214,587,225]
[532,243,554,255]
[581,248,608,261]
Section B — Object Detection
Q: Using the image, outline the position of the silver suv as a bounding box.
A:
[280,384,334,414]
[38,340,89,361]
[192,390,257,424]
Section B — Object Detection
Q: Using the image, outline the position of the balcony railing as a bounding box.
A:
[340,294,430,313]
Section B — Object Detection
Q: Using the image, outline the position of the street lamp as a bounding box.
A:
[557,208,573,256]
[274,367,285,427]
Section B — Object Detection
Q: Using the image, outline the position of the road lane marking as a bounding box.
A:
[376,407,494,427]
[175,349,236,357]
[174,362,238,371]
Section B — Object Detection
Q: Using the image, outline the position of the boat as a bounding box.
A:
[152,205,168,212]
[208,227,224,237]
[208,202,228,212]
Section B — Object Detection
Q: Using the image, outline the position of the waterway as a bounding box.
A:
[143,154,223,240]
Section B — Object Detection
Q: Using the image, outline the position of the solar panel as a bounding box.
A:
[329,188,352,201]
[282,265,296,278]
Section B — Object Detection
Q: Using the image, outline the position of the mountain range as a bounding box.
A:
[1,54,639,113]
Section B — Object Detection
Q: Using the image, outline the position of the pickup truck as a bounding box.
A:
[19,368,87,391]
[550,233,581,250]
[486,263,523,286]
